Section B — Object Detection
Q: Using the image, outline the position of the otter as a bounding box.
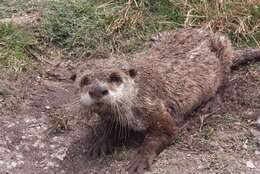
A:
[74,28,260,174]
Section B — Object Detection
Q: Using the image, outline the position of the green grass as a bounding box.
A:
[0,0,37,18]
[0,0,259,74]
[39,0,260,59]
[170,0,260,47]
[0,22,37,74]
[40,0,183,58]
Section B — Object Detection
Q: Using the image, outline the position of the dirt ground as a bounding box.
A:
[0,12,260,174]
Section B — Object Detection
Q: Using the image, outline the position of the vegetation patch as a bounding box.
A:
[0,22,37,75]
[0,0,37,18]
[40,0,183,58]
[1,0,259,61]
[0,0,259,75]
[170,0,260,47]
[39,0,260,59]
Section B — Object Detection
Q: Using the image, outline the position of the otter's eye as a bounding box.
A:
[109,73,122,83]
[128,68,137,78]
[79,76,90,87]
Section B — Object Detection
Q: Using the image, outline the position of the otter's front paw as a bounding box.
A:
[88,138,113,158]
[127,150,156,174]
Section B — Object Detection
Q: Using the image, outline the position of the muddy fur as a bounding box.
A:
[74,28,260,174]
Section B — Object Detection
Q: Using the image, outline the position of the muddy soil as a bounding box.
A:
[0,49,259,174]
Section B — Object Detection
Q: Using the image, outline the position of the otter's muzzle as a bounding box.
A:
[88,81,109,99]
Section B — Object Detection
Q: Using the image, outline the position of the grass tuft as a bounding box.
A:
[0,0,37,18]
[171,0,260,47]
[0,22,37,74]
[40,0,183,58]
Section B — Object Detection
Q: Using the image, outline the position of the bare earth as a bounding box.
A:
[0,44,260,174]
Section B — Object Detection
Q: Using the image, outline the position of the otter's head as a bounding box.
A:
[77,65,138,113]
[73,61,147,131]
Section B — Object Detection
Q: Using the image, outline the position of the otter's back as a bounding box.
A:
[133,28,233,117]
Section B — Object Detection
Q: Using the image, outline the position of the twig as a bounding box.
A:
[25,46,52,65]
[199,108,220,131]
[0,42,6,47]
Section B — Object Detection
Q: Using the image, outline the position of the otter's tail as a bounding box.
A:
[211,33,260,69]
[232,48,260,69]
[211,34,233,77]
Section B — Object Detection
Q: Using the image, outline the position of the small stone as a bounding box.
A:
[46,161,57,167]
[16,154,24,159]
[256,117,260,130]
[17,160,24,165]
[45,106,51,110]
[36,75,41,80]
[246,160,256,169]
[24,118,31,123]
[24,144,30,151]
[52,147,67,161]
[250,128,260,141]
[255,150,260,155]
[197,165,204,169]
[7,161,17,169]
[7,123,15,128]
[52,136,58,141]
[242,140,248,149]
[257,117,260,124]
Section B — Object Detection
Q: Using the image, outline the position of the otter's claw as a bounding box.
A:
[127,151,156,174]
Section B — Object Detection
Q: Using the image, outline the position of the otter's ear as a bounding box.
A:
[128,67,137,78]
[79,76,90,88]
[120,63,137,78]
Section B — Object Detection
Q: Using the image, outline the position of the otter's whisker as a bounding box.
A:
[61,98,81,107]
[117,103,126,140]
[115,103,123,140]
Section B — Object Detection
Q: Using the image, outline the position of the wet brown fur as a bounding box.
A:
[75,28,260,174]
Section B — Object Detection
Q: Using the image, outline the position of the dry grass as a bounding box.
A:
[171,0,260,47]
[40,0,183,58]
[40,0,260,59]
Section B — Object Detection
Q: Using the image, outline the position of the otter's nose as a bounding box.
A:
[88,84,109,99]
